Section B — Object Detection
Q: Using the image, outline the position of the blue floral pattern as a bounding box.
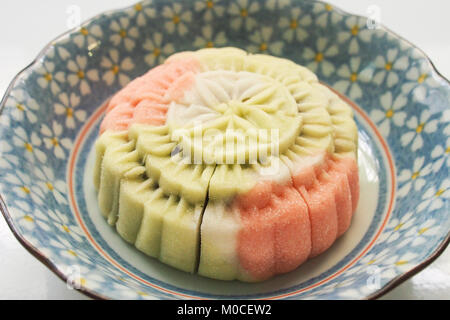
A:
[0,0,449,300]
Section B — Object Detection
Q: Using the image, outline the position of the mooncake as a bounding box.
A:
[94,48,359,282]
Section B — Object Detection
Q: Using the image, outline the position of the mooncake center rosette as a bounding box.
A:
[166,70,302,164]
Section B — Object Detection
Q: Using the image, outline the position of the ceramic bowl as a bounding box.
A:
[0,0,449,300]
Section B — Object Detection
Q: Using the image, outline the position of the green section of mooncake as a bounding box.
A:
[134,192,203,273]
[95,129,204,273]
[116,175,155,244]
[95,131,143,225]
[129,124,215,204]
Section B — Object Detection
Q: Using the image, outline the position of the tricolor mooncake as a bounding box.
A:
[94,47,359,282]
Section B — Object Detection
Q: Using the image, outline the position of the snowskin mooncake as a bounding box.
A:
[94,48,359,282]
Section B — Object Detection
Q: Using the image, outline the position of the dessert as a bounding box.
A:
[94,48,359,282]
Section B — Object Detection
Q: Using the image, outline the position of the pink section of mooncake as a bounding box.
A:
[328,161,353,236]
[298,179,338,258]
[100,57,200,133]
[291,153,330,190]
[291,154,359,258]
[132,99,167,126]
[235,181,311,281]
[99,103,133,132]
[332,157,359,212]
[234,154,358,280]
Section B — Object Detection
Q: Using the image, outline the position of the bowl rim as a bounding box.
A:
[0,0,449,300]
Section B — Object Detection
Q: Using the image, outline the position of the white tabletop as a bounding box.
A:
[0,0,449,300]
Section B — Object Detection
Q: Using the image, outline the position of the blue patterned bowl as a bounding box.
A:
[0,0,449,300]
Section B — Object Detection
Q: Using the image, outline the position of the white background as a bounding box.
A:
[0,0,449,299]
